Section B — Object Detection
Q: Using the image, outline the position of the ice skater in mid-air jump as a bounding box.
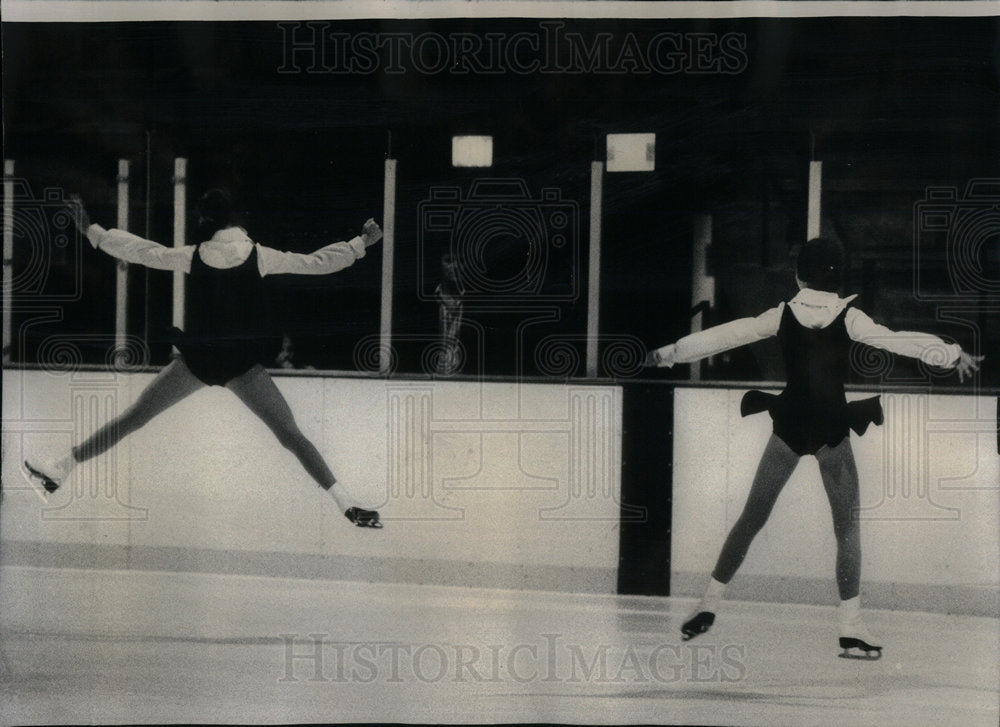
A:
[646,236,983,659]
[23,189,384,528]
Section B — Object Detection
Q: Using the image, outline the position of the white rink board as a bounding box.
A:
[2,368,623,588]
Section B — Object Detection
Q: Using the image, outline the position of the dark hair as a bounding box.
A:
[795,237,845,293]
[196,188,235,232]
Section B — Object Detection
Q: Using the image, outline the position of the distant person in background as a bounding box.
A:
[435,253,465,375]
[23,189,384,528]
[274,333,315,371]
[646,236,983,659]
[275,334,298,369]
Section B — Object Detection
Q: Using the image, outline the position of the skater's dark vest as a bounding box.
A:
[741,302,882,455]
[175,243,279,384]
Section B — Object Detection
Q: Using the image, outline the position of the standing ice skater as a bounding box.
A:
[23,189,385,528]
[646,237,983,658]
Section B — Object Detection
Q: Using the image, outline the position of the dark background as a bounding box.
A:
[4,17,998,386]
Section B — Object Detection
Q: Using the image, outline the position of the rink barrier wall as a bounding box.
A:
[3,365,997,616]
[1,366,625,595]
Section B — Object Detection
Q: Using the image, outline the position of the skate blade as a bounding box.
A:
[837,649,882,661]
[838,646,882,661]
[680,626,711,641]
[680,612,715,641]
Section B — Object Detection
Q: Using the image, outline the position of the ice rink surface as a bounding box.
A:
[1,566,996,725]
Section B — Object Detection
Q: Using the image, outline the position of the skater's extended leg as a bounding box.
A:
[682,434,800,640]
[73,357,206,462]
[816,437,861,601]
[225,365,381,527]
[817,437,880,658]
[24,358,205,497]
[225,364,335,488]
[711,433,800,584]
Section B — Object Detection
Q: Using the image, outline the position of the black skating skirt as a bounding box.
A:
[740,390,884,456]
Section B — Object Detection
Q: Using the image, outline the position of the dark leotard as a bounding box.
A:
[169,244,280,386]
[741,303,882,455]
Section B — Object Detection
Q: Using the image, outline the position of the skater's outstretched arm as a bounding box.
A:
[845,309,984,382]
[645,305,783,368]
[69,195,196,272]
[256,219,383,276]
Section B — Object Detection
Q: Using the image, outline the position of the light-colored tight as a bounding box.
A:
[710,433,862,601]
[71,358,338,490]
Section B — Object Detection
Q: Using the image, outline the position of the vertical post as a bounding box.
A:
[2,160,14,364]
[379,158,397,374]
[586,161,603,379]
[172,158,187,339]
[690,214,714,381]
[807,160,822,240]
[115,160,130,358]
[143,131,152,346]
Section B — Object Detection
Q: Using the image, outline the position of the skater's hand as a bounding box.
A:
[644,345,676,368]
[955,351,984,383]
[361,218,383,247]
[66,194,92,236]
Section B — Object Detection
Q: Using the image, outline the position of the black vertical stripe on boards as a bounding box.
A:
[617,382,673,596]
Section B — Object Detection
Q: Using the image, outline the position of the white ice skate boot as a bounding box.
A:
[22,454,74,501]
[838,596,882,660]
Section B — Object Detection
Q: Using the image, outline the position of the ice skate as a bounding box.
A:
[328,483,382,528]
[21,455,73,501]
[837,596,881,660]
[345,507,382,528]
[838,623,882,660]
[682,578,724,641]
[681,611,715,641]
